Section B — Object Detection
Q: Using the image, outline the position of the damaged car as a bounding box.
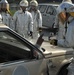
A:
[0,24,73,75]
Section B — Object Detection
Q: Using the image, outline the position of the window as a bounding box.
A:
[39,5,47,13]
[0,31,33,63]
[46,6,54,15]
[54,6,58,9]
[0,31,30,51]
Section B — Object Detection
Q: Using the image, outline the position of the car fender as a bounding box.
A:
[57,57,73,75]
[60,57,73,67]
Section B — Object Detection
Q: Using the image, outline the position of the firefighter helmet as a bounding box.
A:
[0,0,9,11]
[30,0,38,7]
[20,0,28,7]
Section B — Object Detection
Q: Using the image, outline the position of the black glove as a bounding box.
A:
[30,31,33,36]
[49,39,57,46]
[37,27,42,33]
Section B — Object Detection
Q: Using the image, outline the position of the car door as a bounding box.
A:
[0,30,47,75]
[45,5,57,28]
[0,52,47,75]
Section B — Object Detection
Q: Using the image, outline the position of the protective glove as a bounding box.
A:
[28,31,33,38]
[49,39,57,46]
[30,31,33,36]
[37,27,42,33]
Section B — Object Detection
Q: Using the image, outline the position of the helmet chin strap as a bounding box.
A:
[20,7,26,13]
[22,10,26,13]
[31,6,37,12]
[1,8,7,12]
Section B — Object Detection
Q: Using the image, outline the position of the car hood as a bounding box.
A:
[27,39,74,57]
[43,44,74,58]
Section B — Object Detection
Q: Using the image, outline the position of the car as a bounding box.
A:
[38,3,59,28]
[38,3,59,39]
[0,24,73,75]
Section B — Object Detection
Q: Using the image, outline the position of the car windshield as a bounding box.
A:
[0,31,33,63]
[0,31,30,51]
[0,32,21,44]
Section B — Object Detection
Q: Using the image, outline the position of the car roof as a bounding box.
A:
[39,3,59,7]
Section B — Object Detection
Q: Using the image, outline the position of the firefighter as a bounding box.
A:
[50,0,74,47]
[0,0,12,27]
[13,0,33,38]
[29,0,42,39]
[58,5,74,47]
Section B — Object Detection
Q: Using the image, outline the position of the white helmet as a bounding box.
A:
[20,0,28,7]
[0,0,9,10]
[62,0,72,3]
[30,0,38,7]
[0,0,8,3]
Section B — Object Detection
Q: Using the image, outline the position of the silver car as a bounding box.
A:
[38,3,59,39]
[0,24,73,75]
[38,3,59,28]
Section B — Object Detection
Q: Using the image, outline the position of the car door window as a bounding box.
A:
[46,6,54,15]
[0,31,43,63]
[39,5,47,13]
[0,31,34,62]
[0,31,30,50]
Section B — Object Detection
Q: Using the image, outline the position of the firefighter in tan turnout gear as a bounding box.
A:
[50,0,74,47]
[13,0,33,38]
[0,0,12,27]
[29,0,42,39]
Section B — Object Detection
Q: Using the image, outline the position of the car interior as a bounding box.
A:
[0,41,32,63]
